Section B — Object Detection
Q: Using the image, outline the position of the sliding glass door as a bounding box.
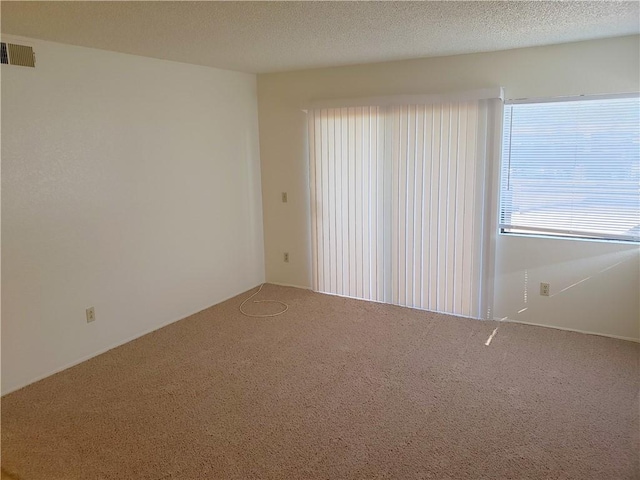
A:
[308,94,501,318]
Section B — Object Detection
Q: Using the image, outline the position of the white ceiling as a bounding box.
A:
[2,1,639,74]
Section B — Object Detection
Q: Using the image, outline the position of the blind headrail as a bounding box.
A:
[506,92,640,105]
[303,87,504,111]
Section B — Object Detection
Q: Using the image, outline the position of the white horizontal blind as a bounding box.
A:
[308,99,497,318]
[500,96,640,242]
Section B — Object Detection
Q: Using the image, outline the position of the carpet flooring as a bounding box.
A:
[2,284,639,479]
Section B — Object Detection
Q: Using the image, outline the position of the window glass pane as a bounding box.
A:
[500,96,640,242]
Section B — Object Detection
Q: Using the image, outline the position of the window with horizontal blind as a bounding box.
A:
[500,95,640,243]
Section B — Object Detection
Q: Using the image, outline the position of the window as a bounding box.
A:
[499,95,640,243]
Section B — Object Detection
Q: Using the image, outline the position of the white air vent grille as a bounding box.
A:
[1,42,35,67]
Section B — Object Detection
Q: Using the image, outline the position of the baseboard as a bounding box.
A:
[494,317,639,343]
[266,282,312,290]
[2,282,263,397]
[7,286,635,395]
[270,286,639,343]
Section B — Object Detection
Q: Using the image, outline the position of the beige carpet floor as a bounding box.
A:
[2,284,639,479]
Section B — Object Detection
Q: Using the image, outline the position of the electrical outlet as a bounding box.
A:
[284,252,289,263]
[540,283,550,297]
[86,307,96,323]
[282,192,288,203]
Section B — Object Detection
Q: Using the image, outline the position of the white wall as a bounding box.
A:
[257,35,640,340]
[1,36,265,394]
[494,236,638,340]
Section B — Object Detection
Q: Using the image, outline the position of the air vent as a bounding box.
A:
[1,43,8,64]
[0,42,35,67]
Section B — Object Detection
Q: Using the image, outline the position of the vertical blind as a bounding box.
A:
[500,96,640,242]
[309,106,386,301]
[308,98,499,318]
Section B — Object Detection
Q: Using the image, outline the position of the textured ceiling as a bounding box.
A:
[2,1,639,73]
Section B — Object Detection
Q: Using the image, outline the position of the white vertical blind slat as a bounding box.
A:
[453,105,468,314]
[327,109,336,293]
[362,108,372,299]
[414,106,425,306]
[391,107,400,304]
[334,109,343,295]
[420,106,432,308]
[309,111,318,291]
[348,109,357,294]
[340,108,349,295]
[462,105,478,315]
[446,104,460,313]
[429,108,441,311]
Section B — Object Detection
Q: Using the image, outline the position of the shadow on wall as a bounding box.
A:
[494,246,640,340]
